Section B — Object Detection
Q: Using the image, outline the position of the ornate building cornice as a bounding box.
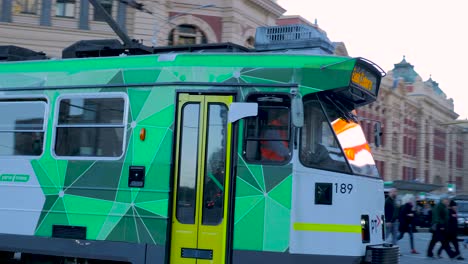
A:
[247,0,286,17]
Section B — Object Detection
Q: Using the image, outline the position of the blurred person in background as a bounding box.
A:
[437,200,464,260]
[385,188,399,245]
[398,194,419,254]
[427,196,457,259]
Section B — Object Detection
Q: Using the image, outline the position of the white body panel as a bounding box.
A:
[290,153,385,256]
[0,159,45,235]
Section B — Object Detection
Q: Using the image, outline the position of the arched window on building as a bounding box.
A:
[168,24,207,46]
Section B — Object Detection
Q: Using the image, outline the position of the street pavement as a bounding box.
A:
[398,231,468,264]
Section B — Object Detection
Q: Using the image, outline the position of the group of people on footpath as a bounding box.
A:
[384,188,465,260]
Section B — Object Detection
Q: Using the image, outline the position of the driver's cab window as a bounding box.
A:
[300,100,350,173]
[243,94,291,164]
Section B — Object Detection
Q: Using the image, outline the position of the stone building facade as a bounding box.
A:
[357,57,468,194]
[0,0,285,57]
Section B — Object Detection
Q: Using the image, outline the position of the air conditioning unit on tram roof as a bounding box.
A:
[254,24,336,55]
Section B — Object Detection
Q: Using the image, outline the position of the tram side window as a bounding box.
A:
[299,100,350,173]
[244,95,291,164]
[54,95,127,158]
[0,100,46,156]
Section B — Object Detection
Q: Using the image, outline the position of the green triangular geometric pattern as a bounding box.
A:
[137,87,176,123]
[31,160,60,195]
[65,161,122,201]
[138,105,175,128]
[123,69,161,84]
[233,198,265,250]
[135,199,169,218]
[35,156,67,191]
[35,198,69,237]
[235,177,262,197]
[240,75,286,85]
[245,163,265,192]
[140,215,167,245]
[97,202,131,240]
[36,195,59,229]
[263,196,290,251]
[106,208,138,243]
[237,162,262,192]
[135,211,156,244]
[107,70,125,85]
[234,161,292,252]
[68,69,120,86]
[241,68,293,84]
[264,165,292,193]
[144,131,173,192]
[64,161,95,187]
[62,195,115,239]
[115,134,134,204]
[132,127,167,163]
[128,89,151,121]
[53,198,67,214]
[134,191,168,205]
[268,175,292,210]
[234,195,263,223]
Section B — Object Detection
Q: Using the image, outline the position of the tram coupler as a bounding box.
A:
[362,243,399,264]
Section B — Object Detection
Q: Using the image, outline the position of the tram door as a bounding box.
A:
[170,94,233,264]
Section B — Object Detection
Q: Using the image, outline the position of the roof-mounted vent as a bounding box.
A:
[254,24,335,54]
[0,45,47,62]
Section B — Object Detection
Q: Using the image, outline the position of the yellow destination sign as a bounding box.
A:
[351,69,374,92]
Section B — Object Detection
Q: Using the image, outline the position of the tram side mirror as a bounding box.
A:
[291,95,304,128]
[228,102,258,123]
[374,122,382,147]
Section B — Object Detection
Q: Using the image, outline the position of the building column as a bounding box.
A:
[464,133,468,191]
[40,0,52,26]
[428,122,435,183]
[417,116,426,182]
[1,0,12,22]
[449,129,456,186]
[117,0,127,32]
[445,128,451,186]
[79,0,90,30]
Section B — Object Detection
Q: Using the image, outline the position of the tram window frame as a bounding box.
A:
[299,98,351,174]
[52,93,128,160]
[242,94,292,165]
[0,98,48,157]
[202,103,228,226]
[176,103,201,225]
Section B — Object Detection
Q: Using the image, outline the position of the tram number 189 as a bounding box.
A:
[334,183,353,194]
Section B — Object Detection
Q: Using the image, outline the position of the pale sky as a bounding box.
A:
[276,0,468,120]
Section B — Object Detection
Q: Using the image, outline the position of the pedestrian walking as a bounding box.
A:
[426,196,457,259]
[397,194,419,254]
[385,188,399,245]
[437,200,464,260]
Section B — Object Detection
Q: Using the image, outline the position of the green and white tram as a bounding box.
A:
[0,25,397,263]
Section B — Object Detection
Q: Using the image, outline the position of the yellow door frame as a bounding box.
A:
[170,93,233,264]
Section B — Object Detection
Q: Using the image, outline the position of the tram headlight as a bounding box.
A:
[381,215,385,241]
[361,215,370,243]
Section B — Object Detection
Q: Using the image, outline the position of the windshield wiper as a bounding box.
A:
[322,94,358,123]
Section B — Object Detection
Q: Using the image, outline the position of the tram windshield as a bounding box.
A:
[300,96,379,177]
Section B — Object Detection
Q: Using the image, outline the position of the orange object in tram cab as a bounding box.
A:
[260,118,289,162]
[343,143,371,161]
[332,118,371,161]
